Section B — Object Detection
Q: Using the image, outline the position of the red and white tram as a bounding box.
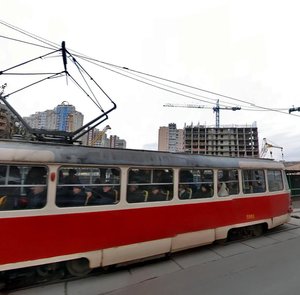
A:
[0,139,292,278]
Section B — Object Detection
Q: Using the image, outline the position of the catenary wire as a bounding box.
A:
[1,19,299,117]
[0,34,56,51]
[77,55,299,116]
[76,55,297,113]
[0,19,59,50]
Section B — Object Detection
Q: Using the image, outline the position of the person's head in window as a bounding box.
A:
[26,167,47,185]
[30,185,45,196]
[151,186,161,195]
[26,184,47,209]
[72,185,83,195]
[200,184,212,197]
[128,185,138,193]
[103,184,112,193]
[64,169,80,184]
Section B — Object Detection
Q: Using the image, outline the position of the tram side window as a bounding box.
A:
[179,169,213,200]
[267,170,283,192]
[56,166,120,207]
[127,168,173,203]
[218,169,239,197]
[0,165,48,211]
[242,169,266,194]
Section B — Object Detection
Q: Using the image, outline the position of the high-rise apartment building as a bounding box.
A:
[0,103,14,138]
[109,135,127,149]
[55,102,83,132]
[24,101,83,132]
[158,123,184,152]
[158,126,169,151]
[1,101,127,148]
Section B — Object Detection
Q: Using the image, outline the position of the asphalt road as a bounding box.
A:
[109,230,300,295]
[292,197,300,209]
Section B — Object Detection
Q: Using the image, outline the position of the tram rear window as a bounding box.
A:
[0,165,48,211]
[127,168,173,203]
[179,169,213,199]
[267,170,284,192]
[242,170,266,194]
[56,166,120,207]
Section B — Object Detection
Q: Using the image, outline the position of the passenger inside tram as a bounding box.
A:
[63,169,80,185]
[71,186,92,206]
[148,186,168,202]
[0,165,21,210]
[98,184,118,203]
[20,166,48,209]
[0,195,7,208]
[127,184,147,203]
[179,184,192,199]
[196,184,213,198]
[218,182,230,197]
[25,167,47,185]
[26,183,47,209]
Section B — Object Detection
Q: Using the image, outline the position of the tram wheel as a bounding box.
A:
[66,258,91,277]
[36,263,60,277]
[0,280,5,290]
[251,224,265,237]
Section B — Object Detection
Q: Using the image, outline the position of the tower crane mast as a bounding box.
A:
[163,100,241,128]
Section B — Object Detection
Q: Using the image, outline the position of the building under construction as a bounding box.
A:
[184,123,259,157]
[159,122,259,157]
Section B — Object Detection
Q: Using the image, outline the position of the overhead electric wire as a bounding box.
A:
[1,19,299,117]
[77,54,295,113]
[2,72,65,99]
[70,55,104,111]
[0,34,56,51]
[0,72,59,75]
[83,58,298,116]
[1,48,61,75]
[0,19,59,50]
[77,54,264,110]
[0,18,290,113]
[77,55,223,107]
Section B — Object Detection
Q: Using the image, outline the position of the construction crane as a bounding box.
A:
[289,106,300,113]
[90,125,111,146]
[260,138,284,159]
[163,100,241,128]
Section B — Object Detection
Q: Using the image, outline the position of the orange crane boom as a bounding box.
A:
[90,125,111,146]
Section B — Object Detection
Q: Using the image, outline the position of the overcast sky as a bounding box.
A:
[1,0,300,161]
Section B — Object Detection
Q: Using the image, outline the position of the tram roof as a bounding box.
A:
[0,139,283,169]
